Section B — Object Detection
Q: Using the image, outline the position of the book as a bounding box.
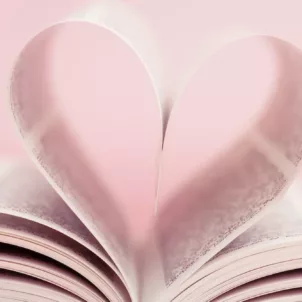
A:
[3,5,302,302]
[2,162,302,302]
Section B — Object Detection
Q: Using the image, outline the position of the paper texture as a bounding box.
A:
[156,141,286,286]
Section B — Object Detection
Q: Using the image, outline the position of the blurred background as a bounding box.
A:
[1,0,302,161]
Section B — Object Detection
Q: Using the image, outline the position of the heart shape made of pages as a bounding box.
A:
[9,21,302,289]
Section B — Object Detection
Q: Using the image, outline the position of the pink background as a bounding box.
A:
[2,0,302,159]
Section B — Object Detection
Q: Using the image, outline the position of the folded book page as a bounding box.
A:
[0,162,118,273]
[248,289,302,302]
[9,4,164,301]
[219,183,302,255]
[152,36,302,302]
[173,180,302,301]
[0,243,104,302]
[0,212,129,301]
[215,270,302,302]
[0,270,82,302]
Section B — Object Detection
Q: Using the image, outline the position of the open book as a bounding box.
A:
[2,161,302,302]
[4,3,302,301]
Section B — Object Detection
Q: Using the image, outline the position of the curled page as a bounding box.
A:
[8,2,163,301]
[153,35,302,296]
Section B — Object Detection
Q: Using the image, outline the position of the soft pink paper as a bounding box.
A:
[12,21,162,235]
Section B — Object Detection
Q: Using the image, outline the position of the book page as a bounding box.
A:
[169,182,302,302]
[0,161,130,301]
[152,37,302,293]
[0,212,130,302]
[9,7,163,299]
[248,289,302,302]
[10,93,139,298]
[0,243,103,301]
[30,123,137,289]
[0,162,117,274]
[154,140,288,289]
[0,270,82,302]
[215,270,302,302]
[218,182,302,256]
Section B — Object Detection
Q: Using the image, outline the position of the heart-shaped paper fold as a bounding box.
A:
[9,18,302,295]
[155,36,302,288]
